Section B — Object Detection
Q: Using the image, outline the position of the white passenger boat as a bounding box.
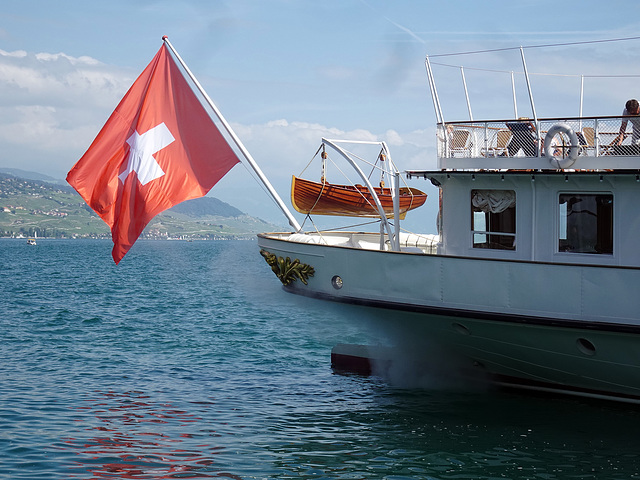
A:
[257,43,640,403]
[64,37,640,403]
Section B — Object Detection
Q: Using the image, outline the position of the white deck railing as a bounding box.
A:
[437,116,640,170]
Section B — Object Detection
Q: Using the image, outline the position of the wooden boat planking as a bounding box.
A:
[290,175,427,219]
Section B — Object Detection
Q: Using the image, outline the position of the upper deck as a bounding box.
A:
[436,115,640,171]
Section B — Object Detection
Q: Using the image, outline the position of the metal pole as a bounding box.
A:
[511,71,518,119]
[579,75,584,129]
[322,138,397,251]
[461,66,473,121]
[426,56,449,159]
[425,56,444,125]
[579,75,584,117]
[520,47,540,156]
[382,142,400,251]
[520,46,537,122]
[162,36,302,232]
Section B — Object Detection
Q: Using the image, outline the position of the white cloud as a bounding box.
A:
[0,105,98,152]
[0,49,136,177]
[229,119,415,177]
[34,52,100,66]
[0,49,132,108]
[384,129,404,146]
[0,49,27,58]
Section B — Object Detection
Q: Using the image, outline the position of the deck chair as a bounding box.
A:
[449,129,470,157]
[582,127,624,155]
[581,127,596,155]
[496,129,511,155]
[483,129,511,156]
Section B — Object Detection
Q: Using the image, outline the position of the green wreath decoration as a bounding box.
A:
[260,249,315,286]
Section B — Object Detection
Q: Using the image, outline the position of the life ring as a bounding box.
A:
[544,123,579,169]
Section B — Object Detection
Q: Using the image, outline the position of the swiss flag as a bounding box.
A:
[67,43,240,264]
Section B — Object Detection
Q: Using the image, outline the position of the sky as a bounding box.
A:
[2,0,640,232]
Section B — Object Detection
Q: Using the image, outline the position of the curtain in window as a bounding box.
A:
[472,190,516,213]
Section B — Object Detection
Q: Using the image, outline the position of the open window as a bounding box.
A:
[471,190,516,250]
[559,194,613,254]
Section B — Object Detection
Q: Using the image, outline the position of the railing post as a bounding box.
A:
[443,124,451,159]
[484,123,489,156]
[593,118,600,157]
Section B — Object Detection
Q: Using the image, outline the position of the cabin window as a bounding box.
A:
[471,190,516,250]
[558,194,613,254]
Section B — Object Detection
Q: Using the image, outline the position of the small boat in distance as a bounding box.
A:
[26,232,37,245]
[291,175,427,219]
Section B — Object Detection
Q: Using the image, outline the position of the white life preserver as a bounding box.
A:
[544,123,580,169]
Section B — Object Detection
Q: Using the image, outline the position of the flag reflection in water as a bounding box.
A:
[62,391,242,479]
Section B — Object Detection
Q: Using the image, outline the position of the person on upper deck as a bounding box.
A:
[505,118,537,157]
[614,99,640,154]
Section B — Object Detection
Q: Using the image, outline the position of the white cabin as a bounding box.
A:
[407,115,640,267]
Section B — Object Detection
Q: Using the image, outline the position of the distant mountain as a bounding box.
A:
[0,168,66,185]
[167,196,243,218]
[0,172,279,238]
[0,170,245,218]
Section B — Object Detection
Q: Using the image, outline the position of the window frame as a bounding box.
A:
[557,192,614,255]
[470,189,517,251]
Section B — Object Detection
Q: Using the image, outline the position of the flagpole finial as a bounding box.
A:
[162,35,168,41]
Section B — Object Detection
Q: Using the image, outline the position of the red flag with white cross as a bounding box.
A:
[67,43,239,264]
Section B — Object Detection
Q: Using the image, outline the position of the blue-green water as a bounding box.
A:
[3,239,640,479]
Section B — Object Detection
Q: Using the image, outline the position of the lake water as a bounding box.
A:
[2,238,640,479]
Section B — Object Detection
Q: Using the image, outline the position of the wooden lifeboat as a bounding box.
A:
[291,176,427,219]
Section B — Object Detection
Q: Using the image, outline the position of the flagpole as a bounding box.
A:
[162,36,302,232]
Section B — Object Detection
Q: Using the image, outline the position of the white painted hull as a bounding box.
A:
[258,232,640,402]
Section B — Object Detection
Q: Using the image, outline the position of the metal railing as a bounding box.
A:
[437,116,639,159]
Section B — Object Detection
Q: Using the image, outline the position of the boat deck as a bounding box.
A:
[268,231,440,254]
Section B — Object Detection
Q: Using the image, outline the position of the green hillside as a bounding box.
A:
[0,173,281,239]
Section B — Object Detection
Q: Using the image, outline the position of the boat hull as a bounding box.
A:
[258,232,640,402]
[290,176,427,218]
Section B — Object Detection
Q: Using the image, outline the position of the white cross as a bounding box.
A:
[119,123,175,186]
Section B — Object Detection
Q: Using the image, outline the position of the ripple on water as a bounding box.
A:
[4,240,640,479]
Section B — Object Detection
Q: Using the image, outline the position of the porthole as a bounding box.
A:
[452,322,470,336]
[331,275,343,289]
[576,338,596,356]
